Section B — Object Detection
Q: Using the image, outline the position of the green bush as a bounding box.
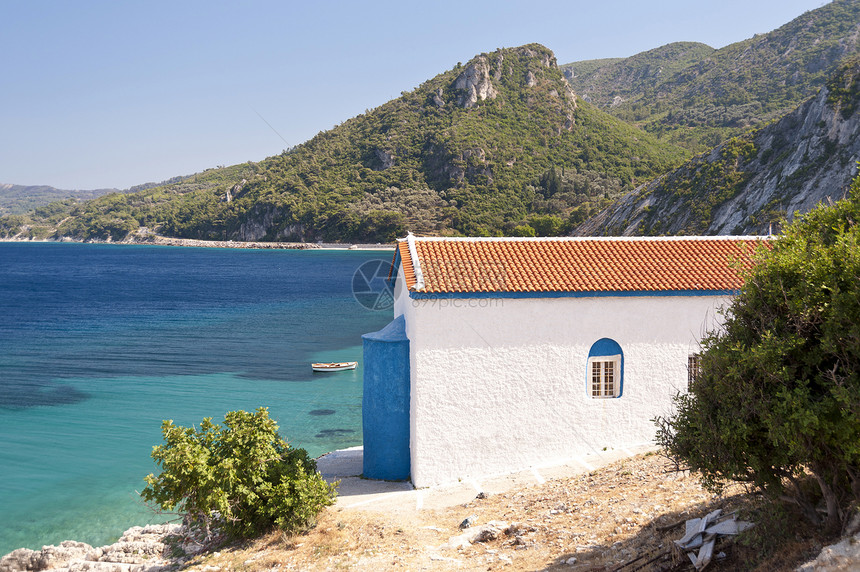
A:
[528,214,567,236]
[141,408,337,539]
[510,224,536,237]
[656,170,860,531]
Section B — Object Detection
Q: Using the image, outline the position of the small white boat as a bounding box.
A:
[311,361,357,372]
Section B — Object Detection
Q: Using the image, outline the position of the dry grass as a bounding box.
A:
[180,453,832,572]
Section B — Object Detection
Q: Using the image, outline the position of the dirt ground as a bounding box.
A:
[182,453,830,572]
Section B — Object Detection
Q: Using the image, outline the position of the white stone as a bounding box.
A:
[795,531,860,571]
[453,56,498,108]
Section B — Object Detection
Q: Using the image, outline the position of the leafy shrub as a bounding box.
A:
[141,408,337,539]
[528,214,567,236]
[826,56,860,119]
[656,171,860,531]
[510,224,536,237]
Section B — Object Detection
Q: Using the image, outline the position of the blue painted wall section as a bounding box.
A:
[361,314,411,480]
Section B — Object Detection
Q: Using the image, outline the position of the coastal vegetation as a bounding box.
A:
[657,172,860,532]
[141,408,336,539]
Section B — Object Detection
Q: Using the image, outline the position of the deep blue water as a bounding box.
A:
[0,243,393,555]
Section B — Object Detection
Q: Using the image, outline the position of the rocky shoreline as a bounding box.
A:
[127,234,318,249]
[0,523,213,572]
[1,235,395,251]
[128,235,393,250]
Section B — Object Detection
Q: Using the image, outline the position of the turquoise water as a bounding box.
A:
[0,243,393,554]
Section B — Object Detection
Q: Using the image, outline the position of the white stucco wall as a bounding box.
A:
[396,282,731,488]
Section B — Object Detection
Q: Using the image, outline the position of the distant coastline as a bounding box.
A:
[0,235,395,251]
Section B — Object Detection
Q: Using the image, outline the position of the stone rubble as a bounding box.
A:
[0,524,211,572]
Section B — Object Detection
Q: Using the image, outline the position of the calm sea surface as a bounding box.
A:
[0,243,393,555]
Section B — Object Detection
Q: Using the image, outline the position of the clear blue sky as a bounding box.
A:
[1,0,830,190]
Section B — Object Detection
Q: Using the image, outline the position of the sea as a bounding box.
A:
[0,242,394,556]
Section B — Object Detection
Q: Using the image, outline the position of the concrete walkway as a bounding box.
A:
[316,443,656,513]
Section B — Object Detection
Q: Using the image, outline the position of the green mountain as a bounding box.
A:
[0,184,121,216]
[1,45,686,243]
[561,0,860,151]
[0,167,257,241]
[562,42,715,109]
[575,57,860,237]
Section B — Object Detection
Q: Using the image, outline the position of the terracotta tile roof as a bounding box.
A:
[396,236,767,295]
[395,240,416,287]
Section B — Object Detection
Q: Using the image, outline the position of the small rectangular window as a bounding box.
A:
[589,355,621,398]
[688,354,701,389]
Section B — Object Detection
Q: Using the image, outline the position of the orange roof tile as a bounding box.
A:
[396,236,767,295]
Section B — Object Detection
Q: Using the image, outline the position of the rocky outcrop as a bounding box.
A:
[374,149,395,170]
[431,88,445,108]
[236,205,281,241]
[1,542,98,572]
[521,45,554,69]
[416,44,578,191]
[222,179,247,203]
[451,44,564,109]
[453,55,498,108]
[796,531,860,571]
[0,524,207,572]
[460,148,493,184]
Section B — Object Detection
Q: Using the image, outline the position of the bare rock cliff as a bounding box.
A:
[454,55,498,108]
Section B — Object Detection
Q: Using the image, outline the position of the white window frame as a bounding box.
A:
[588,354,622,398]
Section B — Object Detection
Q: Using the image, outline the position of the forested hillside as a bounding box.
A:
[0,184,121,216]
[0,164,259,241]
[561,0,860,150]
[1,45,685,242]
[575,57,860,237]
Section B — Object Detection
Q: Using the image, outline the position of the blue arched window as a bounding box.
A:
[587,338,624,398]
